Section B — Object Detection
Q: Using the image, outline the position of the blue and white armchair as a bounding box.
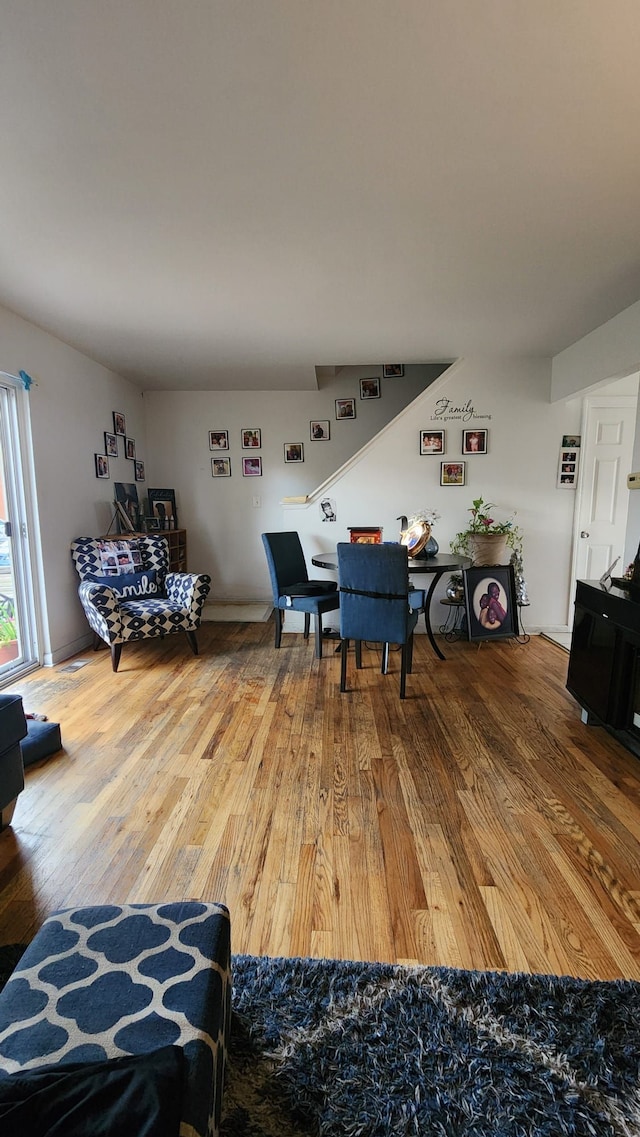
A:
[71,535,211,672]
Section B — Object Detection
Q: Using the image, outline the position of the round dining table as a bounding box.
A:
[311,550,472,660]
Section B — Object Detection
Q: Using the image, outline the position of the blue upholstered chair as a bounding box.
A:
[261,532,340,659]
[71,535,211,672]
[337,542,423,699]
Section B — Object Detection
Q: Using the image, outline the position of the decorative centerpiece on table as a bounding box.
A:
[448,496,529,605]
[398,509,441,559]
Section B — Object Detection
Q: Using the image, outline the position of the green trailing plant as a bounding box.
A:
[450,496,523,560]
[0,616,17,644]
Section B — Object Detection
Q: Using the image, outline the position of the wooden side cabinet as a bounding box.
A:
[164,529,187,573]
[567,579,640,759]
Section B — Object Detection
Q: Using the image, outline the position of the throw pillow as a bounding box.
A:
[97,539,146,575]
[92,570,160,598]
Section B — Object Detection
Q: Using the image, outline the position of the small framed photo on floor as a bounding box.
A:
[463,564,519,642]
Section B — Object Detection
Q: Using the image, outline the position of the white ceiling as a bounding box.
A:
[2,2,640,391]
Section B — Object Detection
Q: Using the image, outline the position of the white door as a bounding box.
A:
[570,396,636,602]
[0,377,39,681]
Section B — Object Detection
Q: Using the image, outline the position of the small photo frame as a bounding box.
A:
[440,461,466,486]
[241,428,261,449]
[125,437,136,460]
[242,456,262,476]
[148,488,177,527]
[212,457,231,477]
[134,460,145,482]
[145,516,160,531]
[462,429,487,454]
[95,453,110,479]
[284,443,304,463]
[335,398,356,420]
[382,364,404,377]
[463,565,520,642]
[360,377,381,400]
[557,443,580,488]
[420,429,445,455]
[562,435,581,448]
[104,432,118,457]
[209,430,229,450]
[310,420,330,440]
[113,411,126,436]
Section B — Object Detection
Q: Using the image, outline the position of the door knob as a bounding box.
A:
[580,531,589,538]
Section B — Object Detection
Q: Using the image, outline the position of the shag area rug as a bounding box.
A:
[220,954,640,1137]
[2,946,640,1135]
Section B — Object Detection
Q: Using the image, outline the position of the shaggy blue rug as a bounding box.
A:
[220,954,640,1137]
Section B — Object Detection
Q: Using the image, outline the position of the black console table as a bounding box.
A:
[566,579,640,759]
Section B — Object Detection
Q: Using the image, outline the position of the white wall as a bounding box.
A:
[551,299,640,400]
[0,304,148,663]
[143,365,445,599]
[146,356,582,632]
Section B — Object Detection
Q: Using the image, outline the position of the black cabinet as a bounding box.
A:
[567,579,640,759]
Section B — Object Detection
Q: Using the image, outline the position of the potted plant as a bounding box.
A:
[447,496,524,602]
[0,615,18,665]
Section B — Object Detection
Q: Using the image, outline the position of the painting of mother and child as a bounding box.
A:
[466,570,518,641]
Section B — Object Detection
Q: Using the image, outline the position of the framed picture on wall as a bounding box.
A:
[420,430,445,455]
[335,398,356,420]
[463,565,520,642]
[440,461,465,486]
[310,420,330,440]
[382,364,404,377]
[209,430,229,450]
[134,461,145,481]
[462,429,487,454]
[113,411,126,436]
[359,377,380,399]
[284,443,304,463]
[95,453,110,479]
[242,456,262,476]
[125,437,136,460]
[241,428,261,449]
[211,457,231,477]
[104,432,118,457]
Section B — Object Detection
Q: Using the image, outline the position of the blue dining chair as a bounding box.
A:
[337,542,423,698]
[262,532,340,659]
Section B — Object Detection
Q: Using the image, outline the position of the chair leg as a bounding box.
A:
[407,632,414,673]
[340,638,349,691]
[400,642,410,699]
[303,613,311,640]
[314,615,323,659]
[355,640,362,669]
[186,630,199,656]
[381,643,390,673]
[111,643,122,672]
[274,608,283,648]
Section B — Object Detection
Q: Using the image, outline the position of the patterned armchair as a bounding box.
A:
[70,535,211,672]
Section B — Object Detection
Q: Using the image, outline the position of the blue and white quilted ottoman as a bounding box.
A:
[0,901,231,1137]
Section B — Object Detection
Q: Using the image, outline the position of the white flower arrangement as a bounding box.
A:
[408,509,441,528]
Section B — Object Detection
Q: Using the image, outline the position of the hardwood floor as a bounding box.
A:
[1,623,640,979]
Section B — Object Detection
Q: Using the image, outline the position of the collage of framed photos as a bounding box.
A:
[419,427,489,486]
[95,411,145,483]
[557,434,581,488]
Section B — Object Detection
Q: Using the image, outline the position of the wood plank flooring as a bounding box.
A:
[1,622,640,979]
